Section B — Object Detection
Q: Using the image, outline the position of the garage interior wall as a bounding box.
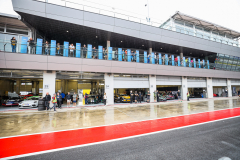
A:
[0,79,13,96]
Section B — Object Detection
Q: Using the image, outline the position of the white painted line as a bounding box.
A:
[2,115,240,160]
[0,107,239,139]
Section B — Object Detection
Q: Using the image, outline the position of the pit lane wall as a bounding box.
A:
[0,52,240,79]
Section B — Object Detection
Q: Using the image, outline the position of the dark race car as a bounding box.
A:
[2,97,22,106]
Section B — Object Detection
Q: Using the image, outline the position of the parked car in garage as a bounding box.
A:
[2,97,22,106]
[87,95,100,104]
[158,96,167,102]
[114,94,131,103]
[165,95,175,100]
[19,96,40,108]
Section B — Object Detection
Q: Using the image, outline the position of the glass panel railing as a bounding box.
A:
[1,41,239,72]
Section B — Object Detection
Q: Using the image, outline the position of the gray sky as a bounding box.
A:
[1,0,240,33]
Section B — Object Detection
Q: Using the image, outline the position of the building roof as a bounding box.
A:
[171,11,240,39]
[0,12,28,29]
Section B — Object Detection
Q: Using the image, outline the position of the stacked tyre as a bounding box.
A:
[38,98,45,111]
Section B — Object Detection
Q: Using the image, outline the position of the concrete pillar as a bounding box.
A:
[91,82,93,94]
[149,75,156,102]
[104,73,114,105]
[207,77,213,98]
[16,79,21,94]
[107,41,110,48]
[32,81,37,95]
[96,80,99,94]
[182,76,188,100]
[227,79,232,97]
[149,48,152,63]
[36,81,39,95]
[180,47,183,59]
[43,71,56,97]
[61,79,65,93]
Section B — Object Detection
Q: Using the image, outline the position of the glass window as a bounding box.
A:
[175,20,184,25]
[176,25,184,34]
[196,30,203,38]
[185,22,193,28]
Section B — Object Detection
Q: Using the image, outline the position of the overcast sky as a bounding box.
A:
[0,0,240,33]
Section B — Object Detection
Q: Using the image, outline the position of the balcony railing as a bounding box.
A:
[1,41,240,72]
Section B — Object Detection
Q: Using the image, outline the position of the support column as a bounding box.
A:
[182,76,188,100]
[61,79,65,93]
[227,79,232,97]
[149,75,156,102]
[43,71,56,97]
[207,77,213,98]
[149,48,152,63]
[107,41,110,48]
[180,47,183,59]
[96,80,99,94]
[36,81,39,95]
[16,79,21,94]
[104,73,114,105]
[32,81,37,95]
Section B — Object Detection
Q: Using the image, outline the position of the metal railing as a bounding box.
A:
[1,41,240,72]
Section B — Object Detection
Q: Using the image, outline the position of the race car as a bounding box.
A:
[2,97,21,106]
[165,95,175,100]
[114,94,131,103]
[18,96,40,108]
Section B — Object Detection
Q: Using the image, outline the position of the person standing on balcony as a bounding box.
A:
[125,50,127,61]
[10,37,17,53]
[44,41,49,55]
[93,47,97,59]
[122,50,125,61]
[69,43,75,57]
[105,48,108,60]
[174,56,178,66]
[56,43,61,55]
[162,54,165,65]
[154,52,157,64]
[147,53,151,63]
[28,38,35,54]
[83,44,87,58]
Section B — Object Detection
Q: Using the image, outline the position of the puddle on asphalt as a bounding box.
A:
[0,98,239,137]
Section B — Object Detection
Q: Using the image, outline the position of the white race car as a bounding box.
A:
[18,96,39,108]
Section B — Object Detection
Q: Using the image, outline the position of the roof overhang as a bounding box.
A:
[172,11,240,39]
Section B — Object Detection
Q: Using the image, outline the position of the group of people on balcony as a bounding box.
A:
[9,38,206,67]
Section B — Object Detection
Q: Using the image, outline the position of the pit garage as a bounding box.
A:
[113,74,149,103]
[156,76,181,100]
[212,78,227,97]
[55,72,105,104]
[187,77,207,98]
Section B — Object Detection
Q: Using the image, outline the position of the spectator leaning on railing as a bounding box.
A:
[10,37,17,53]
[27,38,35,54]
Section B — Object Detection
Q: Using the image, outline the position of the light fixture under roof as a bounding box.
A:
[66,31,69,32]
[121,41,123,42]
[96,36,98,38]
[161,48,162,49]
[142,45,144,46]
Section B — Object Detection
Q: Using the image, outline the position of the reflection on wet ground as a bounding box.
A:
[0,98,239,137]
